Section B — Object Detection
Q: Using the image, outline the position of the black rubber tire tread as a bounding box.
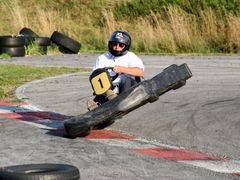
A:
[58,46,77,54]
[64,122,91,138]
[0,47,25,57]
[19,27,39,38]
[0,36,25,47]
[35,37,51,46]
[24,37,51,47]
[0,163,80,180]
[50,31,81,54]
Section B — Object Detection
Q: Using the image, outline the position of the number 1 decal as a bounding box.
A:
[98,78,104,88]
[90,72,112,95]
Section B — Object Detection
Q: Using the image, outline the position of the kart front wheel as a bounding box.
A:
[64,121,91,138]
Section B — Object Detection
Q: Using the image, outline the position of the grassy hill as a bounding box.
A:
[0,0,239,54]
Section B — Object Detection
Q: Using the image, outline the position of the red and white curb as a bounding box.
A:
[0,98,240,177]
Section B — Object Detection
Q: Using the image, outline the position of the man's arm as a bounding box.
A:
[113,66,144,77]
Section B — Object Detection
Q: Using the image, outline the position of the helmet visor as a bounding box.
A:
[110,42,126,49]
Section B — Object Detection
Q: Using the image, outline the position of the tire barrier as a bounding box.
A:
[19,27,39,38]
[0,35,25,47]
[0,36,26,57]
[0,46,25,57]
[0,163,80,180]
[19,27,39,46]
[19,27,51,55]
[0,27,81,57]
[34,37,51,55]
[37,45,48,55]
[51,31,81,54]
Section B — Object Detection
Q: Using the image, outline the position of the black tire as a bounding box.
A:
[24,36,35,46]
[38,46,48,55]
[19,27,40,46]
[50,31,81,54]
[19,27,39,38]
[35,37,51,46]
[58,46,77,54]
[25,37,51,47]
[64,121,91,138]
[0,163,80,180]
[0,47,25,57]
[0,36,25,47]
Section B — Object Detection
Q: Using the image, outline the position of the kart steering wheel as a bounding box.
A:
[89,67,118,95]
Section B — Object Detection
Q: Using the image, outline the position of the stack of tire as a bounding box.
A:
[0,35,26,57]
[19,27,51,55]
[0,27,81,57]
[20,27,81,55]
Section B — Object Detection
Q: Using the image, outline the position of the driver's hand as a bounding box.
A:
[113,66,121,73]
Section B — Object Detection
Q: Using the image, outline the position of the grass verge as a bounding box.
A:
[0,64,90,99]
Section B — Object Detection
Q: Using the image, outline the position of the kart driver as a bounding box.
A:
[87,30,144,110]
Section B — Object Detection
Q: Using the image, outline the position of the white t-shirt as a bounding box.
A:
[93,51,144,78]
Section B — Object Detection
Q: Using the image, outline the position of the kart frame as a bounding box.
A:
[64,63,192,138]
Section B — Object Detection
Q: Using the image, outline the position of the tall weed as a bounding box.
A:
[1,0,29,32]
[0,0,239,54]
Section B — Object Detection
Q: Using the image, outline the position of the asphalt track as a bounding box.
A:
[0,54,240,179]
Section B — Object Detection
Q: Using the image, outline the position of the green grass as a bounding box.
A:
[25,43,44,56]
[114,0,240,20]
[0,64,90,99]
[25,42,62,56]
[0,53,11,59]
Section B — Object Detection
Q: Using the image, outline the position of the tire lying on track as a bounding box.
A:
[0,35,25,47]
[0,163,80,180]
[51,31,81,54]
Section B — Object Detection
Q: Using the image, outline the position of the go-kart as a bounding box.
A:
[64,63,192,138]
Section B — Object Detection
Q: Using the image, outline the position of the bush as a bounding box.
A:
[114,0,240,20]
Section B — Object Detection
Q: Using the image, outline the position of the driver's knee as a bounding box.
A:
[118,74,138,94]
